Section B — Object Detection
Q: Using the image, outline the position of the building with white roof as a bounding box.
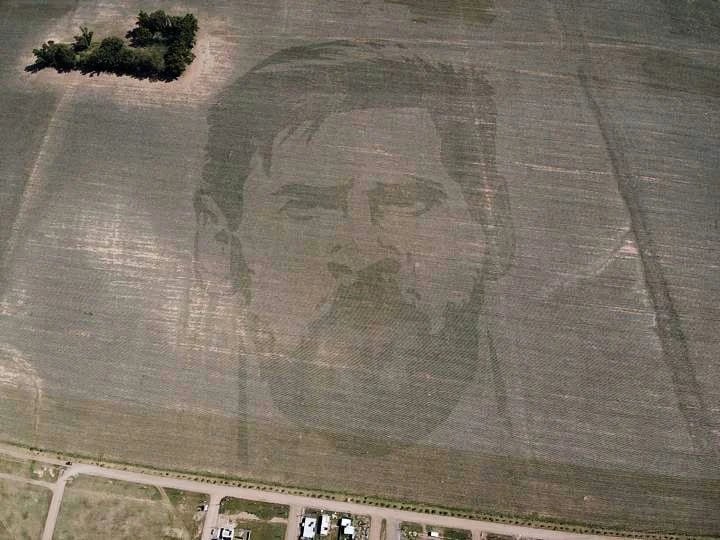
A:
[319,514,331,536]
[302,516,318,539]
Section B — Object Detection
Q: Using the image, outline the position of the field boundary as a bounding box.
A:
[0,440,716,539]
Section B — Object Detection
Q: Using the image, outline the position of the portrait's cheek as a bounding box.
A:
[239,213,340,354]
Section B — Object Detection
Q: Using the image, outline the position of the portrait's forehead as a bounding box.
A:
[265,107,450,189]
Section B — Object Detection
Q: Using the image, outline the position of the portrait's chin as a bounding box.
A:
[254,287,481,451]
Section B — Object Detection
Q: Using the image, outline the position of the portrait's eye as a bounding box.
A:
[273,182,350,221]
[279,199,323,221]
[369,176,447,222]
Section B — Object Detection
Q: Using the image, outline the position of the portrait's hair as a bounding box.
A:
[198,40,514,281]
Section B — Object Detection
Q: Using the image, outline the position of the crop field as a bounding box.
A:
[0,477,52,539]
[0,0,719,537]
[53,475,206,540]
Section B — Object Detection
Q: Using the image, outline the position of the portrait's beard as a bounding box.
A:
[253,258,483,453]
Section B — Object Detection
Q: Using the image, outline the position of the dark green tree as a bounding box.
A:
[136,10,172,34]
[73,26,93,52]
[85,36,125,71]
[126,26,155,47]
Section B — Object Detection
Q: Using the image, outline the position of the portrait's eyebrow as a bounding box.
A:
[272,182,351,213]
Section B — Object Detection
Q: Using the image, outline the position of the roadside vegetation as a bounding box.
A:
[0,477,52,539]
[0,454,61,481]
[26,10,198,81]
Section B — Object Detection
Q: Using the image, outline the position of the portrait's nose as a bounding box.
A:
[328,185,399,278]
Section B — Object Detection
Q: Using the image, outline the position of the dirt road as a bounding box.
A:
[0,444,632,540]
[285,505,303,540]
[369,516,382,540]
[201,493,222,540]
[40,467,69,540]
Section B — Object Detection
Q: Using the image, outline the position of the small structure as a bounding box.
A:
[339,518,352,528]
[237,529,252,540]
[429,532,440,538]
[211,527,235,540]
[344,526,356,537]
[302,516,318,539]
[320,514,331,536]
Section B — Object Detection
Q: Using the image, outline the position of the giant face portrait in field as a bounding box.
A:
[195,41,513,445]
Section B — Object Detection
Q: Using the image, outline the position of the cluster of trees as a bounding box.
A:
[26,10,198,81]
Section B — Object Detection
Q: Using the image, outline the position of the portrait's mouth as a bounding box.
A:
[313,257,420,323]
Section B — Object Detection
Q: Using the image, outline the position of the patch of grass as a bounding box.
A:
[69,475,161,501]
[220,497,289,520]
[486,535,513,540]
[54,475,206,540]
[401,522,424,538]
[0,477,52,539]
[442,528,470,540]
[235,520,286,540]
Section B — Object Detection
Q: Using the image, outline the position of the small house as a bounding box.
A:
[302,517,318,539]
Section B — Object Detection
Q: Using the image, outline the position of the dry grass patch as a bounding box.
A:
[0,476,52,540]
[54,475,206,540]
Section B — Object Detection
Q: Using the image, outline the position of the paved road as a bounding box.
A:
[0,444,629,540]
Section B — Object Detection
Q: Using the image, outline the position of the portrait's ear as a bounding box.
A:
[192,190,234,285]
[192,189,253,302]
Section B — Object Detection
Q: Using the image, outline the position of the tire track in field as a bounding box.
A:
[551,0,719,465]
[0,84,76,294]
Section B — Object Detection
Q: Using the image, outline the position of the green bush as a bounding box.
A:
[31,41,77,71]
